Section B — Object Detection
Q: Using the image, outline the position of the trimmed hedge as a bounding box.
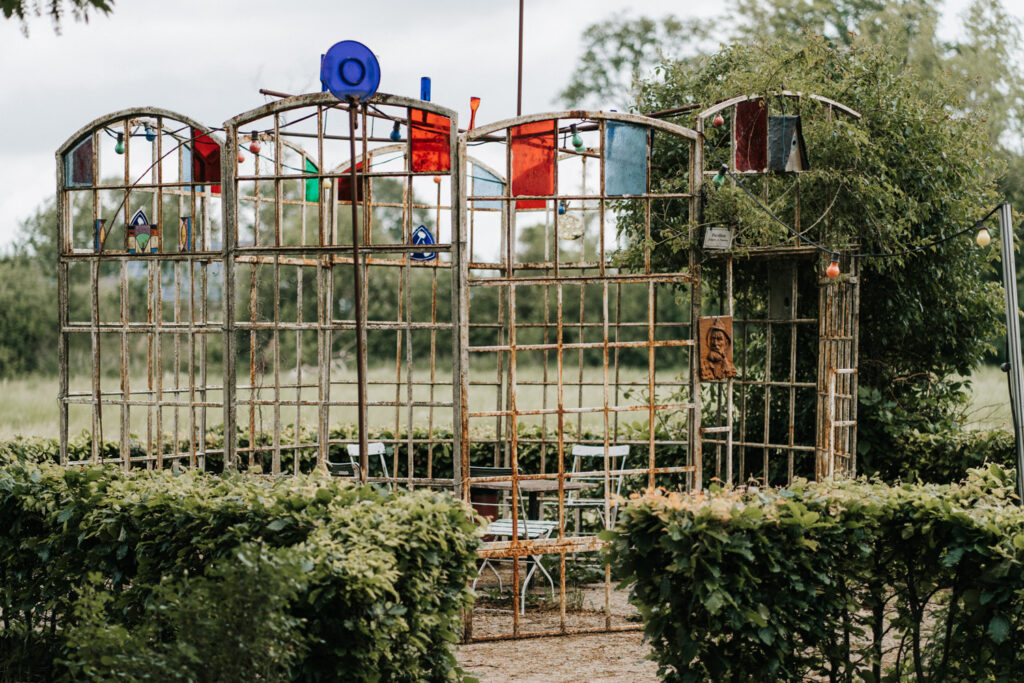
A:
[874,427,1015,483]
[604,465,1024,681]
[0,449,479,681]
[6,420,689,484]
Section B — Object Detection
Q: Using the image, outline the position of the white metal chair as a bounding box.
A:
[329,442,392,490]
[469,466,557,614]
[564,444,630,534]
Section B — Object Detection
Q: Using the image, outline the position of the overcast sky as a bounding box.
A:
[0,0,1003,248]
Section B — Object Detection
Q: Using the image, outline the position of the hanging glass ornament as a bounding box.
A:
[558,212,583,240]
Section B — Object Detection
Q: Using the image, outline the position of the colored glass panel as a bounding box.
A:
[65,136,93,188]
[190,128,221,193]
[304,158,319,202]
[511,119,556,209]
[604,122,648,196]
[734,99,768,172]
[409,109,451,173]
[471,163,504,210]
[337,160,365,203]
[181,144,192,183]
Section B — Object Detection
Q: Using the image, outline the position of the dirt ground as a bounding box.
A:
[459,566,659,682]
[457,631,659,682]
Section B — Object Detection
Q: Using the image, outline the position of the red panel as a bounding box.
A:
[511,120,556,209]
[410,109,451,173]
[734,99,768,172]
[191,128,221,194]
[337,160,365,203]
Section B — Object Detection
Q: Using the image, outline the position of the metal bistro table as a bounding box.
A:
[473,478,595,521]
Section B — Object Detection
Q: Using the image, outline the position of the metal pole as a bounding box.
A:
[348,99,370,482]
[517,0,524,116]
[997,202,1024,502]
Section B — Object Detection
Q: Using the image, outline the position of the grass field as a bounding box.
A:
[0,363,687,440]
[1,364,1013,440]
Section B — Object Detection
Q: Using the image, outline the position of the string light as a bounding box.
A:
[571,124,584,152]
[237,151,245,163]
[976,226,992,247]
[390,120,402,142]
[144,124,156,142]
[712,164,727,188]
[248,132,261,155]
[114,133,125,155]
[558,200,567,216]
[712,113,725,128]
[826,254,840,278]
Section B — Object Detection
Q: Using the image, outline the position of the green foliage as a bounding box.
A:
[878,424,1015,483]
[0,454,479,681]
[60,545,308,682]
[627,36,1006,465]
[3,419,690,488]
[1,0,112,34]
[605,464,1024,681]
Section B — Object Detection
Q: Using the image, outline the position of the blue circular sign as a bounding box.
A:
[321,41,380,103]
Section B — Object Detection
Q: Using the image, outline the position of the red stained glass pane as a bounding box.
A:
[511,119,556,209]
[734,99,768,172]
[191,128,221,193]
[337,160,364,203]
[410,109,451,173]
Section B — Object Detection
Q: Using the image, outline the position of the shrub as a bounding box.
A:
[0,455,479,681]
[875,427,1015,483]
[604,464,1024,681]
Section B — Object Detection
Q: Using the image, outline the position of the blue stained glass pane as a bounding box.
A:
[181,145,192,183]
[472,163,504,210]
[604,122,648,196]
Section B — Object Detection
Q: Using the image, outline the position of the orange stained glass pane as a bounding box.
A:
[511,119,556,209]
[410,109,451,173]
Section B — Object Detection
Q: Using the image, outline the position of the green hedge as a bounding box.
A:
[872,427,1016,483]
[7,421,688,484]
[0,451,479,681]
[604,465,1024,681]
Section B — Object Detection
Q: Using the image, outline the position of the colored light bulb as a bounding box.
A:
[558,201,567,215]
[249,133,261,155]
[712,164,728,188]
[114,133,125,155]
[144,125,156,142]
[826,258,840,278]
[237,152,245,163]
[976,227,992,247]
[390,121,402,142]
[571,124,584,152]
[712,113,725,128]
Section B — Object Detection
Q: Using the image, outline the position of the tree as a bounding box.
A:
[616,36,1005,466]
[557,13,713,110]
[1,0,113,34]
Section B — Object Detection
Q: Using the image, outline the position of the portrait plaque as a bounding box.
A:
[699,316,737,381]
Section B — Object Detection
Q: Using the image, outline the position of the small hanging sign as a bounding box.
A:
[410,225,437,261]
[703,226,734,250]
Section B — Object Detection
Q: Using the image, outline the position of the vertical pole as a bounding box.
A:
[222,126,238,470]
[517,0,524,117]
[348,100,370,481]
[997,203,1024,503]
